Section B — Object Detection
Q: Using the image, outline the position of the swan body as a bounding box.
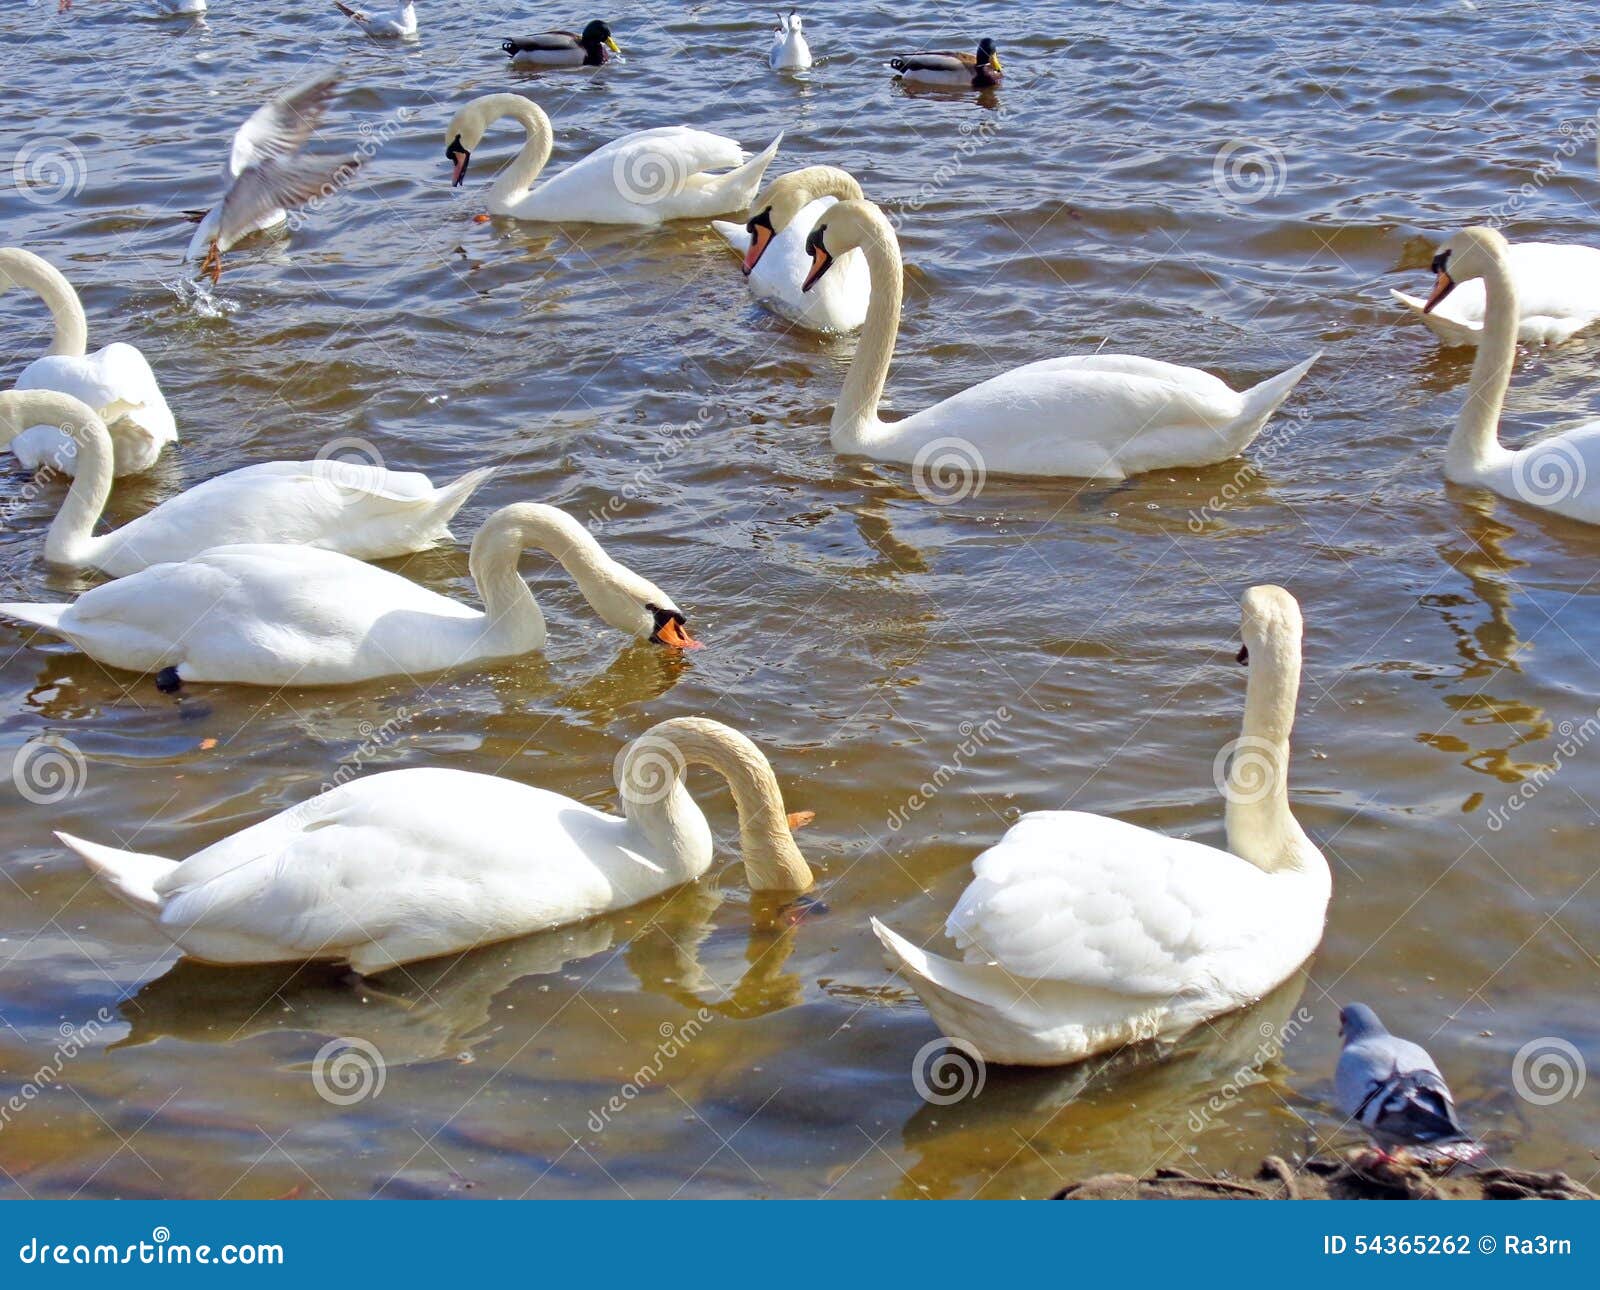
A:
[711,166,868,332]
[0,502,695,686]
[769,11,812,70]
[502,19,619,67]
[1392,241,1600,347]
[890,38,1001,89]
[802,201,1318,479]
[0,391,493,577]
[59,717,812,973]
[1,248,175,477]
[874,586,1329,1066]
[184,73,356,281]
[1422,226,1600,524]
[332,0,417,39]
[445,94,781,225]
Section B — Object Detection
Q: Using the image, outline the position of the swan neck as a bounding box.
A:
[1447,258,1517,480]
[0,250,89,357]
[1223,638,1314,873]
[487,98,553,210]
[619,718,812,892]
[0,392,109,564]
[834,212,901,448]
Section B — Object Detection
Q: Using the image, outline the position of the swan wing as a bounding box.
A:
[228,72,340,177]
[944,810,1295,996]
[156,769,652,963]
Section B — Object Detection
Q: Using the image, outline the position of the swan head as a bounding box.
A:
[1422,226,1507,313]
[1237,584,1301,668]
[743,167,863,275]
[444,95,542,187]
[581,19,620,54]
[800,198,882,292]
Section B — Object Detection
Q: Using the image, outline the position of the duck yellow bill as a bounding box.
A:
[1423,271,1455,314]
[606,36,621,53]
[991,54,1003,70]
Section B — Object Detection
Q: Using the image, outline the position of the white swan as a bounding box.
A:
[184,73,356,281]
[711,166,869,333]
[873,585,1329,1066]
[58,717,813,973]
[1420,226,1600,524]
[445,94,781,225]
[769,11,812,70]
[0,390,493,577]
[1,248,175,478]
[800,201,1319,479]
[0,502,697,687]
[1392,240,1600,347]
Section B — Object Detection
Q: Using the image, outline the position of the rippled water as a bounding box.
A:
[4,1,1600,1199]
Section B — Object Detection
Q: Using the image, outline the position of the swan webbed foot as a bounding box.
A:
[155,667,183,694]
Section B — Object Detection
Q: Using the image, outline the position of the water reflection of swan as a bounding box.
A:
[114,886,807,1065]
[892,971,1311,1198]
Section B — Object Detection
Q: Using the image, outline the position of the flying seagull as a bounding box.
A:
[1335,1003,1483,1162]
[183,73,357,283]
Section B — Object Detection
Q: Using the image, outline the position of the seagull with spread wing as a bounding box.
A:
[183,73,357,282]
[1335,1003,1484,1163]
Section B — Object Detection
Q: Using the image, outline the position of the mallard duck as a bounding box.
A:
[889,37,1002,89]
[502,19,618,68]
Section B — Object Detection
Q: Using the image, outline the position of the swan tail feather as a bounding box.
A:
[57,831,176,919]
[1390,289,1480,345]
[711,219,749,254]
[871,917,1148,1067]
[432,465,496,520]
[1228,352,1320,446]
[0,602,70,634]
[691,132,783,217]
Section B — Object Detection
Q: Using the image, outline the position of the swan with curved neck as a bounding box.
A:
[0,248,175,477]
[0,390,494,576]
[710,166,870,332]
[59,717,812,974]
[872,585,1330,1066]
[1423,226,1600,524]
[444,94,782,225]
[0,501,698,687]
[1392,238,1600,347]
[801,201,1319,479]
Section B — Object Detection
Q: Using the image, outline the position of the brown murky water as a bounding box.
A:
[3,3,1599,1198]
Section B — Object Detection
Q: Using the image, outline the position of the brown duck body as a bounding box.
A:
[502,22,618,67]
[890,48,1002,89]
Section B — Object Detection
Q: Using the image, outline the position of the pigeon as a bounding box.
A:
[1335,1003,1483,1162]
